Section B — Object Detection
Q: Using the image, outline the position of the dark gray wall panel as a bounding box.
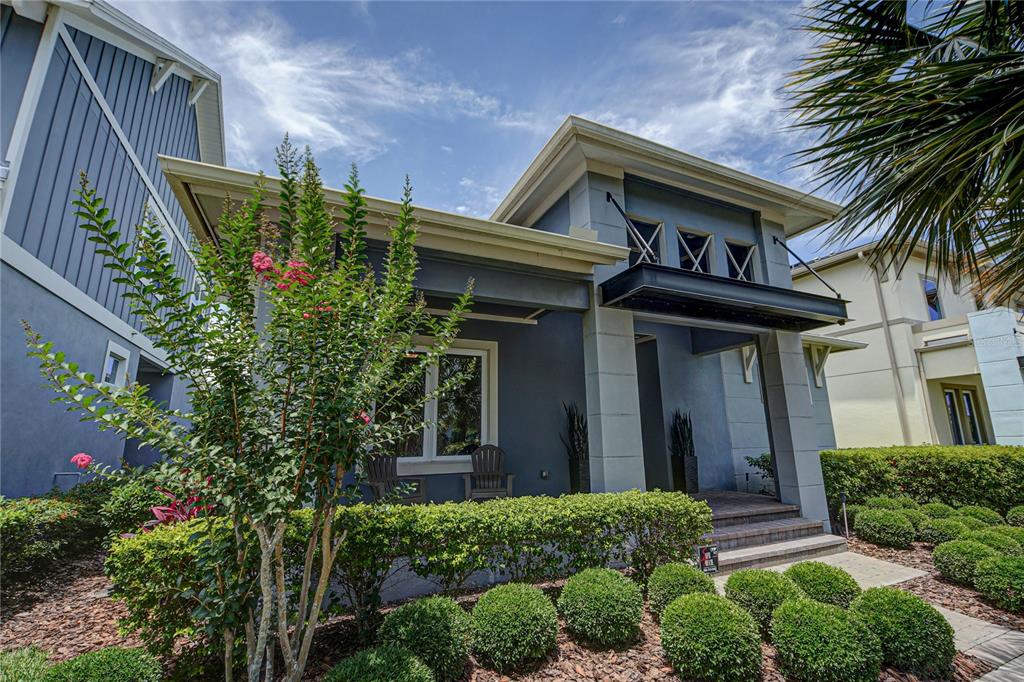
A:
[1,6,43,160]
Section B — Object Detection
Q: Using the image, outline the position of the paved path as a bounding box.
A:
[712,551,1024,676]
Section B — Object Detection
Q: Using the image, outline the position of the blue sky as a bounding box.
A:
[115,1,836,258]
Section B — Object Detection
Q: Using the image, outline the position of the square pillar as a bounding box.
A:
[968,308,1024,445]
[757,330,831,531]
[582,295,647,492]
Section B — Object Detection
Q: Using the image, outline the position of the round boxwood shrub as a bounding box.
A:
[921,502,957,519]
[647,562,716,617]
[378,596,470,681]
[42,647,161,682]
[974,556,1024,613]
[1007,505,1024,527]
[992,525,1024,545]
[933,540,1001,586]
[849,587,955,678]
[724,568,804,638]
[660,593,762,682]
[897,508,930,533]
[957,515,990,531]
[557,568,642,647]
[771,598,882,682]
[865,495,918,510]
[918,518,968,546]
[472,583,557,672]
[956,505,1003,525]
[961,529,1023,556]
[854,508,915,549]
[783,561,861,608]
[324,645,434,682]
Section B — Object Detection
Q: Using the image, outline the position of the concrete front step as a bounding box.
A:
[708,517,825,551]
[711,503,802,529]
[716,533,848,574]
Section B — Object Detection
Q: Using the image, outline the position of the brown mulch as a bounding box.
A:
[847,537,938,572]
[0,551,142,661]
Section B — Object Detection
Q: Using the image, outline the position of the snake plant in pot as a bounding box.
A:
[560,401,590,493]
[669,410,698,493]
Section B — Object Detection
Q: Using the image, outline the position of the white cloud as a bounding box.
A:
[449,177,505,217]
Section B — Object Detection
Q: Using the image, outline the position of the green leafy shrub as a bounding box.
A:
[724,568,804,639]
[854,508,915,548]
[933,540,1001,585]
[0,647,50,682]
[974,556,1024,613]
[783,562,861,608]
[956,505,1003,525]
[957,515,990,531]
[378,596,470,682]
[472,583,557,672]
[962,529,1022,556]
[771,598,882,682]
[820,446,1024,513]
[557,568,642,647]
[41,647,161,682]
[647,562,716,617]
[0,497,84,582]
[1007,505,1024,527]
[660,593,761,682]
[897,508,929,533]
[324,645,434,682]
[992,525,1024,545]
[849,588,955,678]
[918,518,968,546]
[865,495,918,510]
[98,477,164,535]
[921,502,957,519]
[840,503,864,528]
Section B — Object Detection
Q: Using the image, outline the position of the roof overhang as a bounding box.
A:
[800,334,867,353]
[160,156,629,276]
[601,263,849,332]
[492,116,841,235]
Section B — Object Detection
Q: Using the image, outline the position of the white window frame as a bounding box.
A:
[676,227,713,273]
[397,338,498,476]
[101,339,131,388]
[921,275,943,321]
[725,241,757,282]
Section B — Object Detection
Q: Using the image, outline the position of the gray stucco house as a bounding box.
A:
[162,116,859,531]
[1,0,224,496]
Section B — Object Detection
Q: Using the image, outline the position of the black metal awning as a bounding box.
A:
[599,263,849,331]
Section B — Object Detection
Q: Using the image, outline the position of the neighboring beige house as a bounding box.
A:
[792,242,1024,448]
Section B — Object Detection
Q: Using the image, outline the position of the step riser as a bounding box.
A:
[712,508,801,529]
[717,538,847,574]
[711,525,823,551]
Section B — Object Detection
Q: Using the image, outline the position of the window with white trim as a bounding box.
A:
[101,340,131,387]
[626,218,662,266]
[677,229,712,273]
[725,242,756,281]
[396,346,491,461]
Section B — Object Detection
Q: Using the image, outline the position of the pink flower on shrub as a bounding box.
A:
[302,312,312,319]
[70,452,93,469]
[359,411,371,425]
[251,251,274,274]
[276,281,291,291]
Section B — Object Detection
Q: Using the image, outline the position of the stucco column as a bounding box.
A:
[757,330,831,531]
[582,293,647,492]
[967,308,1024,446]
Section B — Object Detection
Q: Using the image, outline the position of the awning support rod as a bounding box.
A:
[772,235,842,299]
[606,192,658,263]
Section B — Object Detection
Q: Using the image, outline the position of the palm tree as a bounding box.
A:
[788,1,1024,302]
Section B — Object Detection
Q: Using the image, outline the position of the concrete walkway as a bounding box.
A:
[713,551,1024,677]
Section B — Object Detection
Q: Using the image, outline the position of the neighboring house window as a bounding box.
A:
[923,277,943,320]
[397,344,494,462]
[725,242,756,281]
[943,386,985,445]
[626,218,662,266]
[677,229,712,273]
[101,340,131,387]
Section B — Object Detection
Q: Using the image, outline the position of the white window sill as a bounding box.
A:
[397,457,473,476]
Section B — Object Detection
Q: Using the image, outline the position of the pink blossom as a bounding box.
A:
[251,251,275,274]
[286,260,308,270]
[302,312,312,319]
[276,281,291,291]
[284,268,313,286]
[70,452,93,469]
[315,305,334,313]
[359,411,371,425]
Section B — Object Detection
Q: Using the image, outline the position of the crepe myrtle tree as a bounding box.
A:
[22,139,472,682]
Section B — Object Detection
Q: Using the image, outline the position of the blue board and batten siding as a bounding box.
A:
[1,11,203,497]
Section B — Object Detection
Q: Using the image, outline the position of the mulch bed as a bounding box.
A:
[847,537,938,573]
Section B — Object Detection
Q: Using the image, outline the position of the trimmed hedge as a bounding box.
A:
[324,645,434,682]
[771,598,882,682]
[472,583,557,672]
[865,495,918,510]
[897,508,930,533]
[992,525,1024,545]
[0,498,84,582]
[956,505,1003,525]
[974,556,1024,613]
[854,508,915,549]
[820,446,1024,513]
[1007,506,1024,527]
[557,568,643,647]
[849,588,955,678]
[783,561,861,608]
[378,596,470,681]
[961,530,1022,556]
[918,518,968,546]
[933,540,1001,586]
[660,593,762,682]
[0,647,49,682]
[41,647,161,682]
[647,562,716,617]
[724,569,804,639]
[98,477,164,535]
[958,516,990,531]
[921,502,957,519]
